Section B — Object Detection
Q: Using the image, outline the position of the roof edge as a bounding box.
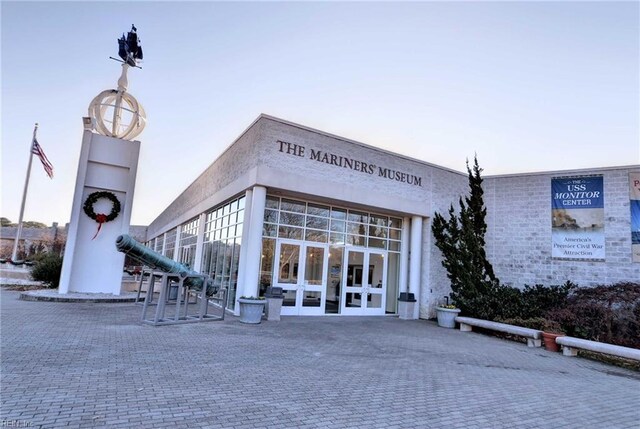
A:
[486,164,640,179]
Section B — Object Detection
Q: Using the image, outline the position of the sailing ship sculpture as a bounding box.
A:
[88,25,146,140]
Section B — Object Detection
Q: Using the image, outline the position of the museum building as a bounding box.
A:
[144,115,640,318]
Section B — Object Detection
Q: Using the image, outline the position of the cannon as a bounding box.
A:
[115,234,217,296]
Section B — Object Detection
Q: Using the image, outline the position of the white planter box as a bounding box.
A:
[436,307,461,328]
[238,298,265,324]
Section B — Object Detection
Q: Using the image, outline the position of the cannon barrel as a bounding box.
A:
[115,234,217,295]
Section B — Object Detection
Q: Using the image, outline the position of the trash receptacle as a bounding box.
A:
[265,287,284,321]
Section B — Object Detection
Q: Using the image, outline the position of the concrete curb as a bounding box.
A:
[20,289,137,303]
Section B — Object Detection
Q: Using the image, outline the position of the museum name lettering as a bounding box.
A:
[277,140,422,187]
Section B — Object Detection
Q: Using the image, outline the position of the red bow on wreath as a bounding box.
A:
[83,191,121,240]
[93,214,109,240]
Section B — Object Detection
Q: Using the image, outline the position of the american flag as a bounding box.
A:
[31,139,53,178]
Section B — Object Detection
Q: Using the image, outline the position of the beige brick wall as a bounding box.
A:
[484,166,640,287]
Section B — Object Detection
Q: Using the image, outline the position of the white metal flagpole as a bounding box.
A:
[11,123,38,263]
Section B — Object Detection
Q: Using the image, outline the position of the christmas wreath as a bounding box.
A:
[83,191,121,239]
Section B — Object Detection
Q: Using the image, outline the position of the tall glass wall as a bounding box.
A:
[201,196,245,309]
[178,217,199,269]
[154,235,164,254]
[260,195,403,313]
[164,228,177,260]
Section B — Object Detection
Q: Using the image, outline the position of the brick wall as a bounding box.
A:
[484,166,640,287]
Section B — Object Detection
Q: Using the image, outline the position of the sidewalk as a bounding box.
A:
[1,288,638,428]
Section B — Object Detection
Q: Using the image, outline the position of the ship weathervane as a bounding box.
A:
[117,25,143,67]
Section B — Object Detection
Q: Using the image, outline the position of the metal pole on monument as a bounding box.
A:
[11,123,38,263]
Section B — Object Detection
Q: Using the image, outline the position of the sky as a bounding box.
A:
[1,1,639,227]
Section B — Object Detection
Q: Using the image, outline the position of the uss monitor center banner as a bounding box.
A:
[631,172,640,263]
[551,176,605,261]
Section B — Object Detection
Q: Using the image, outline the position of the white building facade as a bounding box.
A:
[145,115,640,318]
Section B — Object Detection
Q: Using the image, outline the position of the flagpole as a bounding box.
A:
[11,123,38,263]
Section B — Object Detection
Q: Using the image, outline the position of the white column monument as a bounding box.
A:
[238,186,267,307]
[59,26,146,295]
[408,215,423,319]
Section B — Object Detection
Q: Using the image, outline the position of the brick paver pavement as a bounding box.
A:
[1,288,639,428]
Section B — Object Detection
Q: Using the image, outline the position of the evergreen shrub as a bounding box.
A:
[30,253,63,288]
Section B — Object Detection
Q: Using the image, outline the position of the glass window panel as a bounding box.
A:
[279,212,305,227]
[237,209,244,224]
[282,290,297,307]
[278,226,303,240]
[200,242,212,274]
[305,229,328,243]
[369,254,384,287]
[347,222,367,236]
[265,196,279,209]
[369,225,387,238]
[223,240,234,276]
[367,292,383,309]
[165,247,175,260]
[348,211,368,223]
[215,245,225,278]
[330,233,346,245]
[236,222,243,237]
[301,291,322,307]
[230,200,238,212]
[304,246,325,286]
[368,238,387,249]
[306,216,329,230]
[206,244,219,275]
[347,234,366,246]
[281,198,305,213]
[222,205,228,216]
[388,240,401,252]
[330,208,347,220]
[330,220,346,233]
[259,239,275,297]
[389,228,401,240]
[325,246,343,314]
[345,293,363,308]
[238,197,246,210]
[307,203,330,217]
[369,215,388,226]
[222,216,228,227]
[264,209,278,223]
[389,217,402,229]
[386,253,400,314]
[278,243,300,283]
[263,223,277,237]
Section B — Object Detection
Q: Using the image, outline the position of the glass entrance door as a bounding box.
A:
[342,248,387,315]
[274,240,328,316]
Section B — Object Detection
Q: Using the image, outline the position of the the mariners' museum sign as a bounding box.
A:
[277,140,423,187]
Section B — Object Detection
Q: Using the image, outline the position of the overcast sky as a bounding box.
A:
[2,1,638,226]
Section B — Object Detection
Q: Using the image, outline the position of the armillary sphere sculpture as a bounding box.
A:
[88,25,146,140]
